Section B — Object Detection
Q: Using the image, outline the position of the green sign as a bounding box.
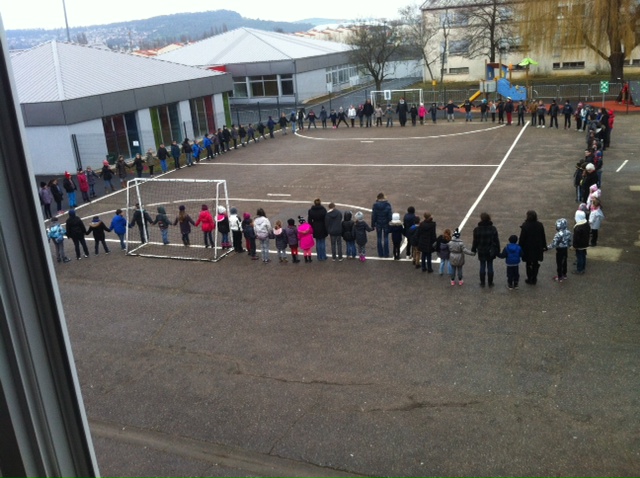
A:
[600,81,609,93]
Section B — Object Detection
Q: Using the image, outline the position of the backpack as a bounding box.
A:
[49,224,65,243]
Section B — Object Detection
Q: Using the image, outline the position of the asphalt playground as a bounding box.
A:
[51,113,640,476]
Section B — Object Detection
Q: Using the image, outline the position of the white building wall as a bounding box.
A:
[25,118,108,175]
[212,93,227,129]
[296,70,328,101]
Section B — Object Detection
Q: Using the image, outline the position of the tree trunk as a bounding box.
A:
[609,52,625,81]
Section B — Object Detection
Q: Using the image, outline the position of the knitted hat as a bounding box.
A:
[585,163,595,172]
[68,209,76,217]
[287,218,295,226]
[453,228,461,239]
[103,160,110,166]
[243,212,251,220]
[355,212,364,221]
[64,171,71,179]
[218,206,226,214]
[392,213,400,222]
[201,204,208,210]
[92,216,100,223]
[179,205,186,211]
[575,210,586,222]
[509,235,518,244]
[230,207,237,215]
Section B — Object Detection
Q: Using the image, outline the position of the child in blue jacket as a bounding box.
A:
[498,234,523,290]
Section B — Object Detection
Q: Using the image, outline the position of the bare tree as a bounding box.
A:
[398,3,441,81]
[458,0,513,62]
[346,20,403,91]
[518,0,640,80]
[439,9,452,85]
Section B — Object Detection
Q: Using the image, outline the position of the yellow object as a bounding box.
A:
[468,90,482,102]
[432,80,437,87]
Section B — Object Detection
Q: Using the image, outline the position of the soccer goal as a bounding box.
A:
[370,89,424,109]
[126,178,232,262]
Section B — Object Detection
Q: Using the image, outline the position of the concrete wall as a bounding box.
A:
[136,108,156,154]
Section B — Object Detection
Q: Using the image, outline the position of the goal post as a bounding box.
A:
[126,178,232,262]
[370,89,424,109]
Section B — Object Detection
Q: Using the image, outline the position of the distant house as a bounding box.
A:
[11,41,232,174]
[158,27,359,105]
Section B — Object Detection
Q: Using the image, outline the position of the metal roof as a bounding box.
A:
[421,0,513,9]
[11,41,227,103]
[158,27,352,67]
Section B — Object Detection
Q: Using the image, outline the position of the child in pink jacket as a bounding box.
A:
[297,216,315,263]
[194,204,215,248]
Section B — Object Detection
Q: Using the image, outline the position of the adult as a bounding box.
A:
[324,202,343,261]
[254,208,272,263]
[580,163,598,203]
[472,212,500,287]
[416,212,436,272]
[170,140,181,169]
[308,198,328,261]
[396,98,409,126]
[371,192,392,258]
[157,143,169,173]
[518,210,547,285]
[363,99,374,127]
[65,209,89,259]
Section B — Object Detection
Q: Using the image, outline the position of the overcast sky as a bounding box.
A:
[0,0,406,30]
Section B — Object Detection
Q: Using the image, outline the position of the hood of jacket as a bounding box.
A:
[343,211,352,221]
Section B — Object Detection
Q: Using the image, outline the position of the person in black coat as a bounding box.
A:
[396,98,409,126]
[308,198,328,261]
[416,212,436,272]
[65,209,89,259]
[128,203,153,244]
[472,212,501,287]
[518,210,547,285]
[403,206,417,258]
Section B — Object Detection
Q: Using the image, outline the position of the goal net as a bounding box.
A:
[370,89,424,109]
[126,178,232,262]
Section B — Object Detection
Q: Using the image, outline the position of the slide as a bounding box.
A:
[468,90,482,102]
[496,78,527,101]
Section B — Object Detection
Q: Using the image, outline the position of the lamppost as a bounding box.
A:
[62,0,71,42]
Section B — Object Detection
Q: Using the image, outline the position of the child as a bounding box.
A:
[228,207,244,252]
[341,211,356,259]
[409,216,421,268]
[216,206,231,249]
[498,235,522,290]
[173,205,195,246]
[273,220,288,263]
[389,213,404,260]
[194,204,215,248]
[352,211,374,262]
[403,206,417,258]
[434,228,452,276]
[241,213,253,254]
[588,198,604,246]
[297,216,315,263]
[586,183,601,210]
[85,166,100,198]
[153,206,171,245]
[192,141,201,163]
[128,203,153,244]
[448,228,475,286]
[76,168,90,203]
[63,171,78,208]
[547,218,572,282]
[285,218,300,263]
[573,210,590,274]
[243,218,258,260]
[109,208,127,250]
[47,217,70,263]
[86,216,111,255]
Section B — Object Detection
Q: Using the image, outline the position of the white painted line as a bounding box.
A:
[296,124,506,141]
[267,193,292,197]
[630,186,640,192]
[457,121,530,234]
[203,163,500,168]
[361,141,375,143]
[617,160,628,172]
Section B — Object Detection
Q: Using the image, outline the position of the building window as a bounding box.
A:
[232,77,248,98]
[190,97,215,138]
[248,75,279,97]
[448,67,469,75]
[553,62,561,69]
[325,64,356,87]
[150,103,181,147]
[280,74,294,96]
[103,112,140,160]
[449,40,470,55]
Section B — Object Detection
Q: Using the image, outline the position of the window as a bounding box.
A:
[553,62,561,69]
[448,67,469,75]
[280,74,294,96]
[449,40,469,55]
[562,61,585,69]
[190,97,215,138]
[325,64,356,87]
[103,112,140,160]
[248,75,279,97]
[232,77,248,98]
